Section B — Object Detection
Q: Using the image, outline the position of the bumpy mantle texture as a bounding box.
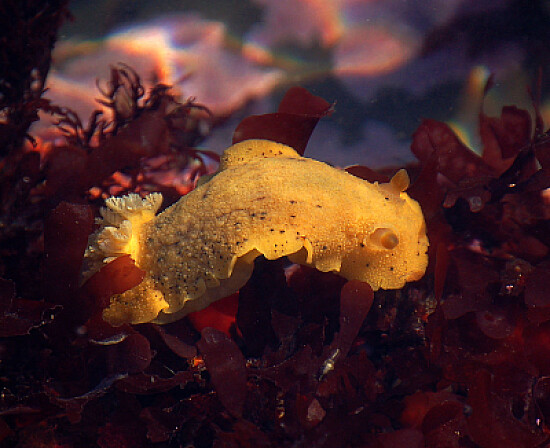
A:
[83,139,429,325]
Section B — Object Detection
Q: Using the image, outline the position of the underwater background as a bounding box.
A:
[2,1,550,447]
[48,0,550,168]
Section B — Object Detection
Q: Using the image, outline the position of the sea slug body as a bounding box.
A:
[83,139,429,326]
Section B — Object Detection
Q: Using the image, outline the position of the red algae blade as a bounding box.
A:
[187,293,239,338]
[334,280,374,358]
[232,86,333,156]
[44,201,94,304]
[197,327,247,418]
[83,255,146,310]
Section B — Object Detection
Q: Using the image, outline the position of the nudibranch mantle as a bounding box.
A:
[83,139,428,326]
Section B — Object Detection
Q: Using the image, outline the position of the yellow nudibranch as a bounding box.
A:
[82,139,429,326]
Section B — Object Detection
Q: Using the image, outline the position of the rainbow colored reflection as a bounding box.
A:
[46,15,283,122]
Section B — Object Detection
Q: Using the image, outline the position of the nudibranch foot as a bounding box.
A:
[103,278,169,326]
[153,253,257,324]
[83,139,428,326]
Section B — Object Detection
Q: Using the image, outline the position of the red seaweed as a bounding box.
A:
[332,280,374,358]
[187,293,239,338]
[466,369,548,448]
[151,323,198,359]
[106,333,152,375]
[0,278,56,337]
[236,259,288,356]
[480,105,532,173]
[82,255,146,311]
[232,86,333,155]
[43,201,94,305]
[344,164,390,183]
[411,119,494,185]
[377,429,424,448]
[197,328,247,418]
[40,64,214,204]
[3,45,550,445]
